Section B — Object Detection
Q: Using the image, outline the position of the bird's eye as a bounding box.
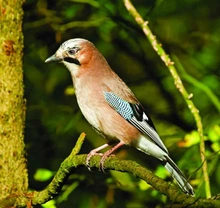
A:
[68,47,79,55]
[68,50,75,55]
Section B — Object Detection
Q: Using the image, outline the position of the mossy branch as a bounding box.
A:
[0,135,219,208]
[123,0,211,198]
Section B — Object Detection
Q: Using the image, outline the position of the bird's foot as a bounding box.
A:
[86,141,125,172]
[99,141,125,172]
[86,150,103,171]
[99,153,115,172]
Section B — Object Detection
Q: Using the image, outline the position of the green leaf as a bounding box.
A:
[42,200,56,208]
[138,179,151,191]
[34,168,54,182]
[57,181,80,203]
[182,131,200,147]
[64,85,75,96]
[208,125,220,153]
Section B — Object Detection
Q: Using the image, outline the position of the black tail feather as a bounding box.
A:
[164,155,194,195]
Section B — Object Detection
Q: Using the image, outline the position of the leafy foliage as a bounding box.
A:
[23,0,220,207]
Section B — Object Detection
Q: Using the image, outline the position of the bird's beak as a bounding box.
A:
[45,54,62,63]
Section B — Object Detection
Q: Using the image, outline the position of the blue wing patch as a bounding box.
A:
[104,92,133,120]
[104,92,168,153]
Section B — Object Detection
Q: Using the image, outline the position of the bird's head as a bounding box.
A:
[45,38,95,75]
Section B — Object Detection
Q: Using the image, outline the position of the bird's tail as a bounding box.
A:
[164,155,194,195]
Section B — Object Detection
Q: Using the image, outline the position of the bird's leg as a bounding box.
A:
[100,141,125,172]
[86,143,111,170]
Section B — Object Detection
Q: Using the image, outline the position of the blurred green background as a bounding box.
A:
[23,0,220,207]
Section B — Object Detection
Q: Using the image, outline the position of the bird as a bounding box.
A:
[45,38,194,195]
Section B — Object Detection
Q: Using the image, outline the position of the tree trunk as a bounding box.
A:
[0,0,28,202]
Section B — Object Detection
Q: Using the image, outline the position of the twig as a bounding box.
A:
[123,0,211,198]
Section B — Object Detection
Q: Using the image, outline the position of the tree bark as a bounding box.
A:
[0,0,28,202]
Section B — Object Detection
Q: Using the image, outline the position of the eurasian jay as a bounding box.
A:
[45,38,194,195]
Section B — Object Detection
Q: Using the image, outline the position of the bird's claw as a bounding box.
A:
[86,151,115,172]
[86,151,103,171]
[99,154,115,172]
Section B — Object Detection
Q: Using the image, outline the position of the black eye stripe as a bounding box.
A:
[63,57,81,65]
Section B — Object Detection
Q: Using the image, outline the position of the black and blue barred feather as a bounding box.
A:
[104,92,168,153]
[104,92,133,120]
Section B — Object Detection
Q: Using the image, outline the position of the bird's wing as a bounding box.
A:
[104,92,168,153]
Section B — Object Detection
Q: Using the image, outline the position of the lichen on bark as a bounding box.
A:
[0,0,28,202]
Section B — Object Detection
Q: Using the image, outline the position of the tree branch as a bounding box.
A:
[0,134,219,207]
[122,0,211,198]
